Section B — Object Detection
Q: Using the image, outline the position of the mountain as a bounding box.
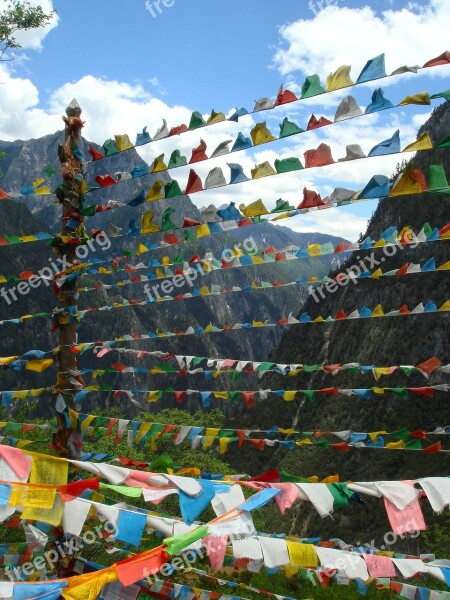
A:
[223,101,450,548]
[0,130,347,417]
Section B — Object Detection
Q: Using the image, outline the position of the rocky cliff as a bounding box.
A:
[223,101,450,547]
[0,131,346,417]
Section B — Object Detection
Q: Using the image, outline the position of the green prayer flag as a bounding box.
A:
[164,524,209,555]
[271,198,295,213]
[430,89,450,102]
[274,157,303,174]
[150,456,174,471]
[100,483,142,497]
[168,149,187,169]
[279,117,305,138]
[329,483,353,507]
[404,439,423,450]
[102,139,119,156]
[428,164,448,190]
[390,388,409,399]
[189,111,206,130]
[391,428,411,441]
[302,390,317,402]
[161,207,178,231]
[164,180,183,199]
[43,165,57,177]
[229,391,240,403]
[436,135,450,148]
[301,74,325,98]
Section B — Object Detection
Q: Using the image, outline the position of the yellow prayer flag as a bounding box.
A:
[398,91,430,106]
[150,154,167,173]
[32,178,45,188]
[137,243,149,256]
[373,368,392,381]
[251,256,264,264]
[114,134,134,152]
[250,122,276,146]
[370,268,383,279]
[21,494,64,527]
[371,304,384,317]
[196,223,210,238]
[286,541,319,567]
[25,359,54,373]
[35,186,51,195]
[239,199,268,217]
[207,110,226,125]
[251,162,277,179]
[386,440,406,449]
[141,210,160,234]
[80,415,96,433]
[63,568,118,600]
[147,391,159,403]
[146,179,165,202]
[0,356,19,366]
[135,423,153,443]
[438,300,450,312]
[283,391,297,401]
[219,437,231,454]
[307,244,322,256]
[203,428,219,449]
[326,65,353,91]
[402,132,433,153]
[26,452,68,485]
[23,487,56,509]
[369,431,387,443]
[8,485,27,507]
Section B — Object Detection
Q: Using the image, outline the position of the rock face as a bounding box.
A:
[0,131,347,417]
[223,102,450,548]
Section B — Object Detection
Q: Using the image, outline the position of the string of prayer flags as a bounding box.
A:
[50,254,450,312]
[2,283,450,335]
[13,50,441,179]
[0,163,448,254]
[63,216,450,296]
[3,83,448,203]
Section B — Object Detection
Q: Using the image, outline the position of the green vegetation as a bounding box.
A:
[0,1,56,61]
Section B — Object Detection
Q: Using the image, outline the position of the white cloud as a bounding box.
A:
[1,0,59,53]
[0,1,440,247]
[272,0,450,81]
[281,206,371,241]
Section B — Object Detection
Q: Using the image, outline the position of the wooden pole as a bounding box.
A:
[52,99,85,458]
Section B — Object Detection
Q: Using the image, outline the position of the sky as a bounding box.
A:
[0,0,449,240]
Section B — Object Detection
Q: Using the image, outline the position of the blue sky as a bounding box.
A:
[0,0,449,240]
[14,0,433,111]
